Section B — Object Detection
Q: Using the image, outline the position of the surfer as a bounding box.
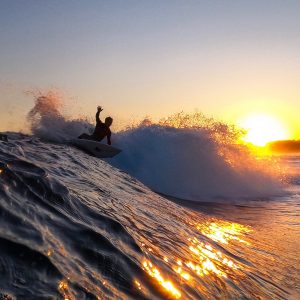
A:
[78,106,113,145]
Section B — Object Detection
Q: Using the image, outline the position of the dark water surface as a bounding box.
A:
[0,135,299,299]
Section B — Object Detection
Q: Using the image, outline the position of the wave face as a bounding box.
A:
[1,93,296,299]
[0,134,299,299]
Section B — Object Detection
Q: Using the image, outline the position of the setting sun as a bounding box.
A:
[239,114,289,146]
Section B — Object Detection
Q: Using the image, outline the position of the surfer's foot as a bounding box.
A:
[78,133,94,140]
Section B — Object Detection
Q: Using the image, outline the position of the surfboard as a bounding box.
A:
[70,139,121,158]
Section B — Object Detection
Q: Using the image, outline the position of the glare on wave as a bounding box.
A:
[136,220,251,299]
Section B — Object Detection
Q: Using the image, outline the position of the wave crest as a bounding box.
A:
[26,91,285,200]
[27,91,92,142]
[111,115,284,200]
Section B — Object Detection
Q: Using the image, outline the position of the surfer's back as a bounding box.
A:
[93,122,111,144]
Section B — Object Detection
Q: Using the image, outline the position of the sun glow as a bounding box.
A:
[239,114,288,146]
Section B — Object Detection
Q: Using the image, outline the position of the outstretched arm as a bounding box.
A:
[96,106,103,124]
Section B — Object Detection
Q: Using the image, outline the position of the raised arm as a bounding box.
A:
[96,106,103,124]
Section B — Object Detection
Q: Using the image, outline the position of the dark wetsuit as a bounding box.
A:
[79,111,111,145]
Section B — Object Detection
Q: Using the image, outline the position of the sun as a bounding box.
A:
[238,114,289,146]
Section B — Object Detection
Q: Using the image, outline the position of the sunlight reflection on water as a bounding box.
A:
[137,220,252,299]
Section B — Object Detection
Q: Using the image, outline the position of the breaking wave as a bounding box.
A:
[27,92,285,200]
[0,91,298,299]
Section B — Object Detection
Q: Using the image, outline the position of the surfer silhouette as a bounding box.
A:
[78,106,113,145]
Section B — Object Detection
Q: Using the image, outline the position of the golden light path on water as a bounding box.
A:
[196,221,251,245]
[58,280,74,300]
[137,220,252,299]
[56,220,251,299]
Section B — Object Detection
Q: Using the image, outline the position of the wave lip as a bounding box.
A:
[111,123,285,200]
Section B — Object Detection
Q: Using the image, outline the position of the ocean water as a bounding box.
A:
[0,96,299,299]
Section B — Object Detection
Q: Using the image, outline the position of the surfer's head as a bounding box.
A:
[105,117,113,127]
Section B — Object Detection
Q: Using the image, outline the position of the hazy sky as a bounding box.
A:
[1,0,299,137]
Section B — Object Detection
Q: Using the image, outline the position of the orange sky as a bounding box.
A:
[0,2,299,140]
